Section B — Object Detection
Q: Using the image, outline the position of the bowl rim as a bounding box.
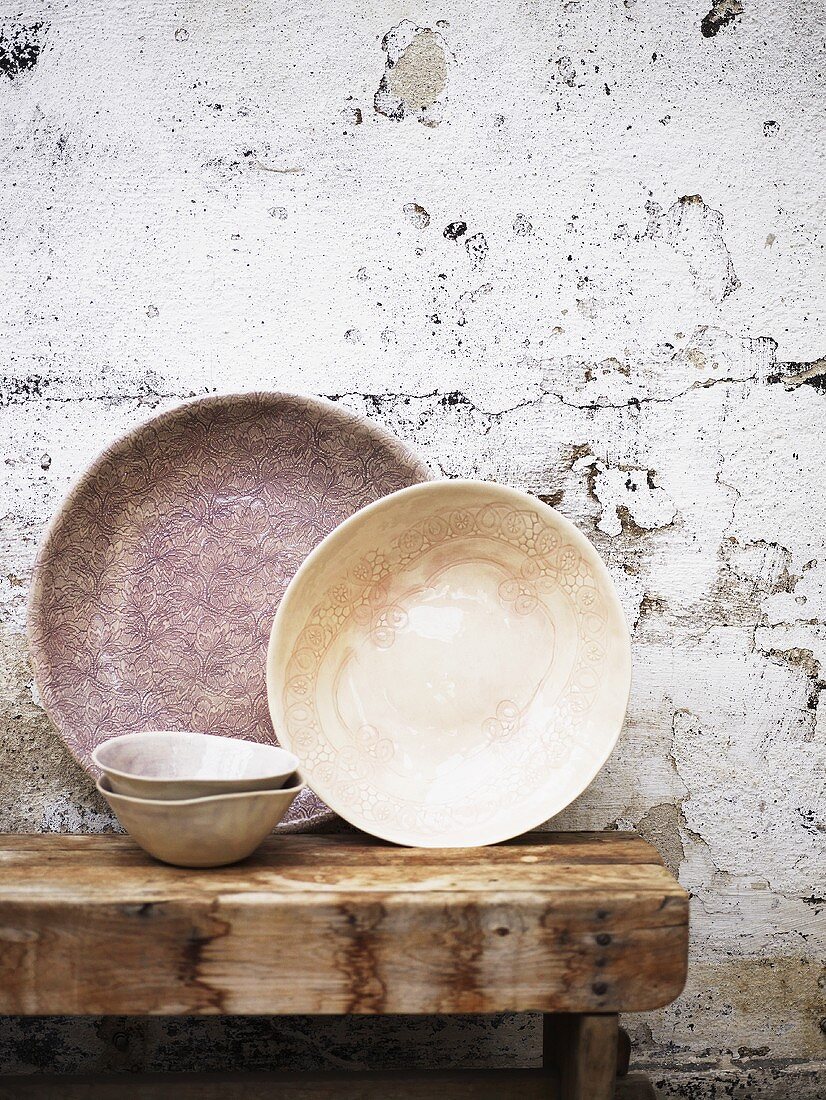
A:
[267,477,633,847]
[91,730,300,784]
[97,772,305,808]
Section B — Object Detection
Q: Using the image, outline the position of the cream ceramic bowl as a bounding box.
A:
[97,774,304,867]
[268,479,632,848]
[92,730,299,800]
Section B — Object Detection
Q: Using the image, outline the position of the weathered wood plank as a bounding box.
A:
[0,892,687,1014]
[0,833,679,899]
[0,833,688,1016]
[0,860,682,899]
[0,831,664,864]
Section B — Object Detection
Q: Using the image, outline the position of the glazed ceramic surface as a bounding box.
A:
[92,730,299,800]
[98,774,304,867]
[28,393,430,829]
[268,480,632,847]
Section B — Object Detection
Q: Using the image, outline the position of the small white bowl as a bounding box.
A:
[97,774,304,867]
[92,731,299,801]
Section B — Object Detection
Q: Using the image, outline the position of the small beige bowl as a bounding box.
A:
[97,774,304,867]
[92,730,299,801]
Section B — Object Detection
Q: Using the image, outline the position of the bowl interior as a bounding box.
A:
[268,480,631,846]
[94,731,298,782]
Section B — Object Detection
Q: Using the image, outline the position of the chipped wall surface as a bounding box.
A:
[0,1,824,1095]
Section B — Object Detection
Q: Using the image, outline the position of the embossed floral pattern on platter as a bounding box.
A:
[28,393,430,829]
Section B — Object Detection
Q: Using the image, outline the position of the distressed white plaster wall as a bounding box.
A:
[1,1,824,1095]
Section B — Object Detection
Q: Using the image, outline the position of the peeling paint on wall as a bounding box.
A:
[374,21,450,126]
[579,457,678,537]
[701,0,744,38]
[648,195,741,302]
[403,202,431,230]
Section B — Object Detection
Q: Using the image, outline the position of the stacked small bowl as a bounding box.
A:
[93,731,302,867]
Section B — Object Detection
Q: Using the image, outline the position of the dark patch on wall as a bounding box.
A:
[1,375,49,405]
[566,443,593,466]
[797,373,825,394]
[614,505,658,538]
[0,21,47,79]
[637,592,667,622]
[444,221,467,240]
[465,232,488,268]
[766,355,826,392]
[700,0,743,38]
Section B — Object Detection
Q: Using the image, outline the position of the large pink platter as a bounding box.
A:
[28,393,431,829]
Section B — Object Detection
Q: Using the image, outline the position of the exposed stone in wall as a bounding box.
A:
[0,631,114,832]
[374,21,450,126]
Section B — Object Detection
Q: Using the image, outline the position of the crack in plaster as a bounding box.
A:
[324,361,763,428]
[0,380,213,408]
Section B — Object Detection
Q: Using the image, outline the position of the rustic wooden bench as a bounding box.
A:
[0,832,688,1099]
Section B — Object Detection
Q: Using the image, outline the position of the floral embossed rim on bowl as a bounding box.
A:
[267,480,632,847]
[27,392,432,830]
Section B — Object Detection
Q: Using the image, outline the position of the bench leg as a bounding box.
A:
[542,1012,619,1100]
